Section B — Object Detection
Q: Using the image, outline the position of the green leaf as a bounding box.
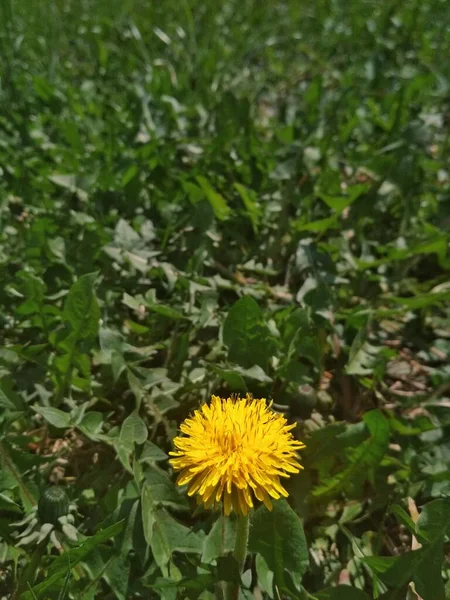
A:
[22,521,125,599]
[388,289,450,309]
[146,303,186,320]
[388,414,434,436]
[362,501,450,600]
[48,174,88,201]
[103,501,138,600]
[312,410,390,498]
[114,218,140,249]
[222,296,274,369]
[229,364,273,383]
[390,504,417,536]
[295,215,339,232]
[318,183,368,213]
[210,366,247,392]
[249,499,309,589]
[0,388,18,411]
[119,411,148,451]
[142,465,188,511]
[53,273,100,400]
[146,506,203,568]
[202,515,237,562]
[363,544,445,600]
[0,492,22,513]
[356,235,449,271]
[15,271,46,317]
[33,407,71,429]
[141,484,155,546]
[0,381,25,411]
[196,176,230,220]
[48,173,77,189]
[315,587,371,600]
[416,498,450,543]
[234,183,261,232]
[99,327,125,360]
[211,363,272,390]
[255,554,274,599]
[115,411,148,472]
[140,467,189,560]
[138,441,168,463]
[339,502,363,524]
[302,422,348,468]
[346,327,381,376]
[103,553,130,600]
[77,412,104,440]
[0,442,38,511]
[216,556,242,584]
[62,272,100,346]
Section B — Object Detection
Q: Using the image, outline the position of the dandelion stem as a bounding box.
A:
[234,513,250,574]
[226,513,250,600]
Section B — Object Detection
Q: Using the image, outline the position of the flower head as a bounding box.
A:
[169,394,305,516]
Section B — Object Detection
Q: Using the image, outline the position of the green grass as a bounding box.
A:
[1,1,450,598]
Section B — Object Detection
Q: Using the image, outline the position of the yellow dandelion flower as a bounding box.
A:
[169,394,306,516]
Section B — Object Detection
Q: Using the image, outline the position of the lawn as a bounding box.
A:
[1,0,450,598]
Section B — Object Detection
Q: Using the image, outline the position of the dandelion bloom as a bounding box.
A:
[169,395,306,516]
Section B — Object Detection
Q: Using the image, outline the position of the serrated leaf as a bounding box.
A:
[363,542,445,600]
[312,410,389,498]
[346,327,381,376]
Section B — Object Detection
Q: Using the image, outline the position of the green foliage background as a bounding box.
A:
[0,0,449,598]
